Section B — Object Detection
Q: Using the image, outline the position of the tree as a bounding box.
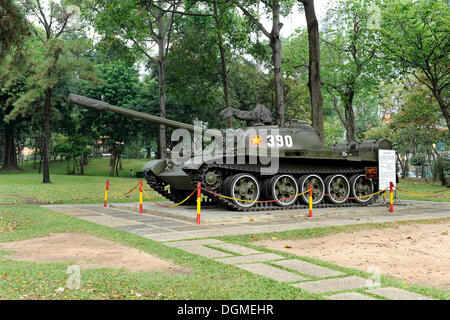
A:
[232,0,294,125]
[0,78,28,170]
[77,0,209,158]
[0,0,29,170]
[379,0,450,131]
[81,61,141,177]
[212,0,232,127]
[299,0,324,142]
[16,0,80,183]
[321,0,388,142]
[365,78,448,179]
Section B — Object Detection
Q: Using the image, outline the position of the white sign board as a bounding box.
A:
[378,149,396,190]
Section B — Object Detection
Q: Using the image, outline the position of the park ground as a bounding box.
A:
[0,158,449,300]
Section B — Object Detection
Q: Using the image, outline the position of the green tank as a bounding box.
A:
[68,93,394,211]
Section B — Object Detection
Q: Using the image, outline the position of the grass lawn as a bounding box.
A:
[0,204,322,300]
[395,178,450,202]
[0,159,448,300]
[0,158,164,205]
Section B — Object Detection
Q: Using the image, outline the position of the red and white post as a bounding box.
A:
[389,181,394,213]
[139,180,143,214]
[196,182,201,225]
[104,180,109,208]
[309,185,313,217]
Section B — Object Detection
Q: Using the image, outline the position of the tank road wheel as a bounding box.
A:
[228,173,260,209]
[268,174,298,207]
[325,174,350,204]
[204,169,222,191]
[298,174,325,205]
[350,174,374,203]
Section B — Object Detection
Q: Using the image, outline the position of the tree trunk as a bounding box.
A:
[42,88,51,183]
[33,144,37,169]
[39,148,43,173]
[1,123,18,170]
[157,39,167,159]
[115,152,122,177]
[301,0,324,143]
[109,149,114,166]
[270,1,284,126]
[109,145,116,177]
[213,0,232,128]
[80,155,85,175]
[432,87,450,131]
[343,90,356,142]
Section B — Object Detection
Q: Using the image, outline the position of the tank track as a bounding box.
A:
[146,172,212,206]
[186,163,377,212]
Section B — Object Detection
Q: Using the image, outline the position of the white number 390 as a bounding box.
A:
[267,135,293,147]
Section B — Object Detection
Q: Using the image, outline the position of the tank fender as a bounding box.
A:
[141,159,166,175]
[182,156,223,170]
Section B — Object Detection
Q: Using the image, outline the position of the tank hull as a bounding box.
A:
[143,152,383,211]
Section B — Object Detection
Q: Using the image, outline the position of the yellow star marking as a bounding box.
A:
[249,135,263,146]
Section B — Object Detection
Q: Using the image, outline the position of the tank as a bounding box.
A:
[68,93,394,211]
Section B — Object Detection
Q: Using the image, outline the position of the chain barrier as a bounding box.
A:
[109,183,139,196]
[142,188,197,208]
[104,180,197,213]
[313,187,389,200]
[395,187,450,198]
[201,187,310,203]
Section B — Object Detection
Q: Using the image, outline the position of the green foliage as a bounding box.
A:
[81,61,141,146]
[379,0,450,128]
[0,0,29,57]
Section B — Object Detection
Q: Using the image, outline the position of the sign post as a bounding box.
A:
[378,149,396,190]
[378,149,396,211]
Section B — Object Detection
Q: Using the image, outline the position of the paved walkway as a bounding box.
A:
[162,238,434,300]
[46,203,450,242]
[45,203,448,300]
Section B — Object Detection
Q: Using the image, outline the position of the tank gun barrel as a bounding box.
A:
[68,93,200,133]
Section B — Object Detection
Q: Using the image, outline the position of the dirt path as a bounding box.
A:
[0,232,190,274]
[253,222,450,289]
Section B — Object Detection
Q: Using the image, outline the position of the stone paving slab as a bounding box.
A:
[114,224,149,231]
[143,233,198,242]
[326,292,377,300]
[272,259,344,278]
[129,228,164,235]
[215,253,285,265]
[164,239,224,247]
[210,243,262,255]
[236,263,307,282]
[366,287,434,300]
[82,217,146,227]
[178,245,232,258]
[292,276,369,293]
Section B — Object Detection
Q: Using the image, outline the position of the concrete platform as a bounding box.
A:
[109,200,450,225]
[44,200,450,242]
